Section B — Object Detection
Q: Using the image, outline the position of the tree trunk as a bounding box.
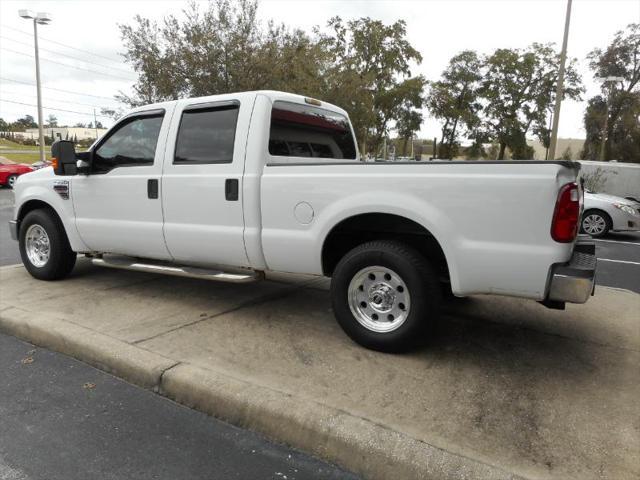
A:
[402,136,409,156]
[439,119,450,160]
[498,142,507,160]
[448,116,459,159]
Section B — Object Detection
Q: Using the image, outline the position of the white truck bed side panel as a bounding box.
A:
[260,163,576,300]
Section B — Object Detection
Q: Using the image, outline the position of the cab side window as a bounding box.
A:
[93,113,164,174]
[174,103,240,164]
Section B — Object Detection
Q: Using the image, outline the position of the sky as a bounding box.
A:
[1,0,638,140]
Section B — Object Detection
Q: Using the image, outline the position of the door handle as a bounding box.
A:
[147,179,159,199]
[225,178,239,201]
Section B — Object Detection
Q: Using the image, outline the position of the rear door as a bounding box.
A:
[161,95,254,267]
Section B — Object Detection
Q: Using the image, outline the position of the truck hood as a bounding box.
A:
[19,166,55,181]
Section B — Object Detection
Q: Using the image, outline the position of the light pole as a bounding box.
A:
[18,9,51,163]
[548,0,572,161]
[597,76,624,161]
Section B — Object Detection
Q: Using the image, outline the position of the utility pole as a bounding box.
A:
[548,0,572,161]
[94,109,98,138]
[19,10,51,163]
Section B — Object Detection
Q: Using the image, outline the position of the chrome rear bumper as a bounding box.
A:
[547,239,596,304]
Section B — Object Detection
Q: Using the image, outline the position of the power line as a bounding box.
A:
[0,99,111,118]
[0,76,121,102]
[0,35,137,77]
[1,47,135,82]
[1,24,124,64]
[1,89,110,109]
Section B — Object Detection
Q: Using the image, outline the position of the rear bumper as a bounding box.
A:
[547,239,596,304]
[9,220,18,241]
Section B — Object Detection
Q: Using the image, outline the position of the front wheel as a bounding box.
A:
[19,209,76,280]
[581,210,611,238]
[330,240,441,352]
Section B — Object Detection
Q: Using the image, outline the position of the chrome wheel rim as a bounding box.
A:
[348,266,411,333]
[8,176,16,187]
[25,224,50,267]
[583,214,606,235]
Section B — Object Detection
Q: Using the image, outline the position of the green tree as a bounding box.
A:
[480,43,582,160]
[46,114,58,127]
[427,50,483,159]
[581,23,639,162]
[561,146,573,160]
[395,107,422,156]
[119,0,322,104]
[13,115,37,130]
[100,107,126,121]
[0,118,9,131]
[317,17,425,155]
[119,2,426,157]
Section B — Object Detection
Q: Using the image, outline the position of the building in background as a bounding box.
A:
[21,127,108,142]
[527,138,585,160]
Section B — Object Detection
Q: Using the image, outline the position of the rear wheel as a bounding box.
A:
[581,209,611,238]
[330,240,441,352]
[19,209,76,280]
[7,175,18,188]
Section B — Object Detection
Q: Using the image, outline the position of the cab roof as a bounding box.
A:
[128,90,349,118]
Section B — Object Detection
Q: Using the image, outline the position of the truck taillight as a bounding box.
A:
[551,182,580,243]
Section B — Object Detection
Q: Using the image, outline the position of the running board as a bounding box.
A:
[92,257,262,283]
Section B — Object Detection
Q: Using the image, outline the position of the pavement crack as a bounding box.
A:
[132,279,321,345]
[156,361,181,389]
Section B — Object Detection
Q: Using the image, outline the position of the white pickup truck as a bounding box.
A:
[9,91,596,352]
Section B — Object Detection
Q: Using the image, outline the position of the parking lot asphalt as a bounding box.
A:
[0,332,357,480]
[1,188,638,291]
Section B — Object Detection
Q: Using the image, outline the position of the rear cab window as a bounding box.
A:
[268,101,357,161]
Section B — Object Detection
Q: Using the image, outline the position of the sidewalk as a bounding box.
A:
[1,260,638,480]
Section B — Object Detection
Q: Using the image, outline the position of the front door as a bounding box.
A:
[161,96,252,268]
[72,108,174,259]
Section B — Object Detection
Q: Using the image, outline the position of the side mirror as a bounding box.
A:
[51,140,77,176]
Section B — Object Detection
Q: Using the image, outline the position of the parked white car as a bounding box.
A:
[9,90,596,352]
[581,191,640,238]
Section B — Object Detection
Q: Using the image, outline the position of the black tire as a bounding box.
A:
[7,175,18,189]
[580,209,612,238]
[330,240,441,352]
[19,209,76,280]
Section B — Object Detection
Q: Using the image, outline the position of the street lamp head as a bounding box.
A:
[35,12,52,24]
[18,9,35,19]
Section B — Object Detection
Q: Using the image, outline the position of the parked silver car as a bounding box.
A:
[581,191,640,238]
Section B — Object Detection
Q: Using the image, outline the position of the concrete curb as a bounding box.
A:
[160,363,525,480]
[0,307,526,480]
[0,306,177,389]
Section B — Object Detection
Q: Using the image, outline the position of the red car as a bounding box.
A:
[0,163,34,188]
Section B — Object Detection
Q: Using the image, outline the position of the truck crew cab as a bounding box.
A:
[9,91,596,352]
